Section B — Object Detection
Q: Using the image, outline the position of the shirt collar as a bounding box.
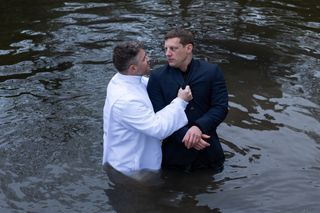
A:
[116,72,142,84]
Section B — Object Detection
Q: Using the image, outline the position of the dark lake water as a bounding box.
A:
[1,0,319,212]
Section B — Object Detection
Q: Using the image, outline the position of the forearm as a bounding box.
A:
[194,105,228,133]
[195,66,229,133]
[166,126,189,143]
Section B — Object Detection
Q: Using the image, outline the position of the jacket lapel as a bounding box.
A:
[170,67,185,87]
[171,59,196,88]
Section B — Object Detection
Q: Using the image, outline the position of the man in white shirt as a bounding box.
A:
[103,41,209,177]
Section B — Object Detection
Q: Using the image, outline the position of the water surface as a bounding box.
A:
[0,0,319,212]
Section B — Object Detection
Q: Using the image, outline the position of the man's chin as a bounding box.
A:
[168,62,176,67]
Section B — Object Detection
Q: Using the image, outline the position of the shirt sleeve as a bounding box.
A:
[113,96,188,140]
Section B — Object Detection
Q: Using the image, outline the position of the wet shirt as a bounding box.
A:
[102,73,188,176]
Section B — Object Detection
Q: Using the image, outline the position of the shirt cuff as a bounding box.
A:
[172,97,188,108]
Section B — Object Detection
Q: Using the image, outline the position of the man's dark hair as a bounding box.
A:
[113,41,144,73]
[165,28,194,46]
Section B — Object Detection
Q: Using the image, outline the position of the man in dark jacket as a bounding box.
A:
[147,28,228,172]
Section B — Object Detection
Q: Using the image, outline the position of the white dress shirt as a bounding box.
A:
[103,73,188,175]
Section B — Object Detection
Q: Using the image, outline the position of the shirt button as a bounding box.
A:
[190,106,195,111]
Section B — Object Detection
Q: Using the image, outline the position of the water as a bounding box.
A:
[0,0,319,212]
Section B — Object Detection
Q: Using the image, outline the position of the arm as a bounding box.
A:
[113,96,188,140]
[182,66,228,150]
[194,66,229,134]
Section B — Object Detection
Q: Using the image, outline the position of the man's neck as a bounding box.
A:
[179,57,193,72]
[179,56,192,72]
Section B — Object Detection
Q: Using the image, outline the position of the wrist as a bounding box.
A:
[190,122,203,132]
[173,97,188,108]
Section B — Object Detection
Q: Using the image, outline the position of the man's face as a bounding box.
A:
[164,37,191,70]
[135,49,150,75]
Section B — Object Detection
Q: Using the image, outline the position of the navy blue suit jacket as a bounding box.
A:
[147,59,228,169]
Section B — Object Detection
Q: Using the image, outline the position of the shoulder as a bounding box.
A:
[195,59,225,79]
[107,78,139,105]
[196,59,219,70]
[149,64,170,78]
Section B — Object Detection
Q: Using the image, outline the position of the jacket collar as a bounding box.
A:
[169,59,195,87]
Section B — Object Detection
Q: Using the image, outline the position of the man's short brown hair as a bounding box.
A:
[113,41,144,73]
[165,28,194,46]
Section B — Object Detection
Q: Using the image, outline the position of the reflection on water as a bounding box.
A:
[0,0,320,212]
[105,165,223,213]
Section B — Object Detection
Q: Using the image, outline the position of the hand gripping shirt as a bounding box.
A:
[103,73,188,176]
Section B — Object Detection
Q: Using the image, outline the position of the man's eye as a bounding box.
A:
[164,47,178,52]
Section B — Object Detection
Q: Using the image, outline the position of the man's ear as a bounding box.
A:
[127,64,137,75]
[186,43,193,53]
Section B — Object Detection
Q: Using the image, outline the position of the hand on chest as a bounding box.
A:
[163,72,211,101]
